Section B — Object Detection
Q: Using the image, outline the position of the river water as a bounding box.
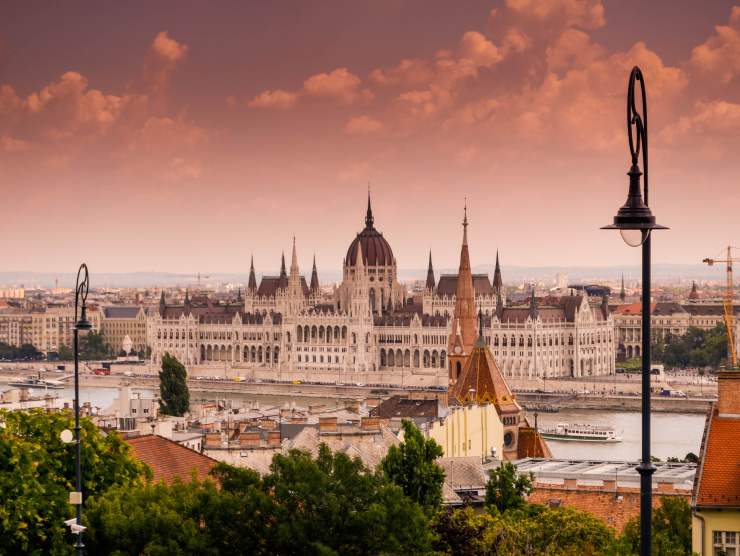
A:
[2,385,706,462]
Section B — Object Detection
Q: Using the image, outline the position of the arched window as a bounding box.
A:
[352,332,357,344]
[273,347,279,363]
[440,350,446,367]
[296,326,302,342]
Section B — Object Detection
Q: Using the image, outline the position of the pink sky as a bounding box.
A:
[1,1,740,277]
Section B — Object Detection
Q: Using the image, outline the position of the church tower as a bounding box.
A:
[492,250,504,307]
[426,250,436,292]
[447,205,477,385]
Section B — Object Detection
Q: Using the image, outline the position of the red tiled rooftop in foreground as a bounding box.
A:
[694,406,740,508]
[125,434,217,484]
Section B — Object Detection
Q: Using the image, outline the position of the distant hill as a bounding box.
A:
[0,263,726,289]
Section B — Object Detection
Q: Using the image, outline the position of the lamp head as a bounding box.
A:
[74,304,93,331]
[601,163,667,246]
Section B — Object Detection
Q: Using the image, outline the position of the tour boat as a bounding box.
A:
[8,374,64,390]
[539,423,622,442]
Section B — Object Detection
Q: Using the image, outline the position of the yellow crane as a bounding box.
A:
[703,246,740,368]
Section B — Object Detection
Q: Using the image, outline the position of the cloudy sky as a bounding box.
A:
[1,1,739,279]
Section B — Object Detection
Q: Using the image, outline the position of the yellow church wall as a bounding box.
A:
[693,509,740,556]
[423,403,505,461]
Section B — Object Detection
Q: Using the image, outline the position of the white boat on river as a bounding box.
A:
[540,423,622,442]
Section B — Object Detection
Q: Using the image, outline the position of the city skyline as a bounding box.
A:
[2,1,740,273]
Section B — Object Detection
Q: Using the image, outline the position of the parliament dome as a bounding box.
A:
[346,195,394,267]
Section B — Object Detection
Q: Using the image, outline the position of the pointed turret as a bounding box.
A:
[620,273,626,301]
[159,290,166,316]
[365,186,374,228]
[448,203,477,385]
[278,252,288,289]
[237,288,242,302]
[247,255,257,292]
[184,290,191,316]
[290,237,299,276]
[310,254,319,293]
[602,293,610,317]
[529,289,539,320]
[495,287,504,320]
[426,249,436,291]
[387,284,394,314]
[689,281,700,300]
[492,250,503,294]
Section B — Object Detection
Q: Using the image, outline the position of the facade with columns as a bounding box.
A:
[147,196,616,382]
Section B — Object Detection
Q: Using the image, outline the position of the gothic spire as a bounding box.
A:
[247,254,257,291]
[237,288,242,302]
[462,199,468,247]
[280,251,286,276]
[310,254,319,292]
[492,249,503,292]
[290,236,299,276]
[365,184,374,229]
[529,287,539,320]
[426,248,436,290]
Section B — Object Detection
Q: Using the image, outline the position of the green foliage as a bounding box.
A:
[606,496,693,556]
[484,461,534,514]
[80,330,112,361]
[0,342,40,360]
[662,323,729,369]
[0,409,151,556]
[84,445,432,556]
[380,418,445,511]
[159,352,190,417]
[432,504,616,556]
[57,344,73,361]
[84,474,217,556]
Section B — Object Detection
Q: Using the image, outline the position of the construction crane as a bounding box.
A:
[703,246,740,368]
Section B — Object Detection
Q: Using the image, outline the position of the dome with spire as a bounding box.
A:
[346,191,394,267]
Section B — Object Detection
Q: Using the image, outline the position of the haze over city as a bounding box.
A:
[1,1,739,278]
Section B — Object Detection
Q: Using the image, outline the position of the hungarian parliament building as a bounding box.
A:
[148,196,616,384]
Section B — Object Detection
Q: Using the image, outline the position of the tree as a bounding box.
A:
[484,461,534,514]
[380,418,445,511]
[159,352,190,417]
[0,409,151,556]
[57,344,73,361]
[609,496,693,556]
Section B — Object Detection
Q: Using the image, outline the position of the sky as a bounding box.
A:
[1,0,740,280]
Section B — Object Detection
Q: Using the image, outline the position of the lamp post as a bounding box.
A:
[72,264,92,555]
[602,67,667,556]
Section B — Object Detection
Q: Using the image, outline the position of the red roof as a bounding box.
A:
[517,427,554,459]
[125,434,217,485]
[613,302,657,315]
[694,406,740,508]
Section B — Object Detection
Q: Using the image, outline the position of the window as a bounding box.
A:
[714,531,740,556]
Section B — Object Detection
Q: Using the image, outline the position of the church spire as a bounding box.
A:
[310,254,319,292]
[426,249,436,290]
[462,199,468,246]
[290,236,299,276]
[492,249,503,293]
[247,254,257,291]
[280,251,286,276]
[365,184,374,229]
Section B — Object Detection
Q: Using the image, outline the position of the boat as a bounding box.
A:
[8,373,65,390]
[524,403,560,413]
[539,423,622,442]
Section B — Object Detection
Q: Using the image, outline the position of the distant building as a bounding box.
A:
[101,306,149,354]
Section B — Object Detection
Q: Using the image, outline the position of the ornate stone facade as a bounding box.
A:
[148,196,616,382]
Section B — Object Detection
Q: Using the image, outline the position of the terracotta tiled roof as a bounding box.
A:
[612,302,657,316]
[370,395,444,419]
[437,456,486,490]
[517,427,554,459]
[125,434,217,484]
[694,405,740,508]
[451,334,521,414]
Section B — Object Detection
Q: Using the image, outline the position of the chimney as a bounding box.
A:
[309,404,326,414]
[267,431,281,445]
[291,417,308,424]
[205,432,222,447]
[259,419,276,430]
[240,432,260,446]
[361,417,380,430]
[365,398,380,408]
[717,370,740,416]
[280,408,291,418]
[319,417,338,432]
[344,399,361,414]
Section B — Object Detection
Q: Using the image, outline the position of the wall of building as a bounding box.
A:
[425,403,504,461]
[692,509,740,556]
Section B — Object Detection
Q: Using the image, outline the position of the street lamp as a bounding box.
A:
[601,67,668,556]
[72,264,92,555]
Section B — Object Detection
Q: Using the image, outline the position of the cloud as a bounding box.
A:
[225,94,237,107]
[302,68,362,103]
[132,114,211,152]
[249,68,367,109]
[129,31,189,96]
[0,84,21,116]
[248,89,299,109]
[369,58,435,87]
[159,157,202,181]
[505,0,605,30]
[458,31,503,68]
[2,136,33,152]
[345,115,384,135]
[687,6,740,85]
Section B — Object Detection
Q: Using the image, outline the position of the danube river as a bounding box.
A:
[3,385,706,462]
